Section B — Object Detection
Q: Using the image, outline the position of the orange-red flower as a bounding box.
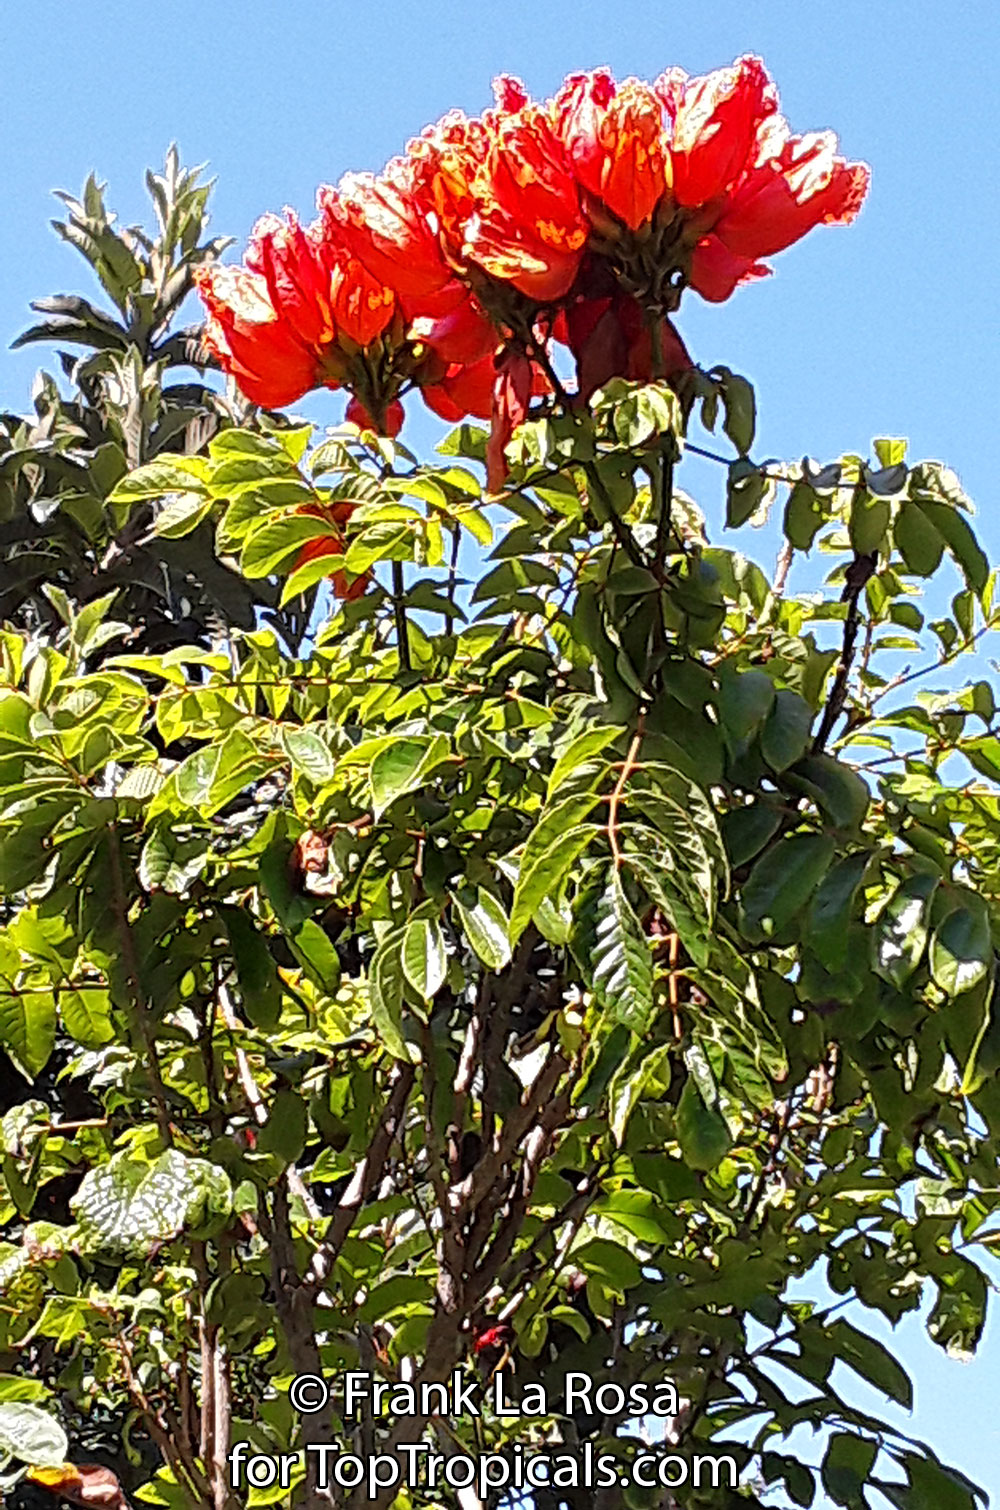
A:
[658,55,778,209]
[406,76,530,262]
[294,500,372,601]
[686,234,770,304]
[711,118,871,260]
[486,349,535,492]
[554,294,692,400]
[656,61,869,303]
[553,70,668,231]
[197,261,328,410]
[410,296,497,366]
[463,105,589,302]
[196,210,397,409]
[345,395,405,436]
[197,56,870,484]
[321,161,454,310]
[420,353,495,424]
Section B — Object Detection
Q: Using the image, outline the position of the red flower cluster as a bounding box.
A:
[198,56,869,522]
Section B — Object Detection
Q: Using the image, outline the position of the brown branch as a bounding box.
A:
[391,560,411,672]
[258,1177,333,1510]
[217,980,321,1220]
[772,539,794,598]
[607,718,646,869]
[305,1062,416,1287]
[812,549,876,753]
[114,1332,212,1508]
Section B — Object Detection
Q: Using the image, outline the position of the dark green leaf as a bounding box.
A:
[874,872,939,987]
[676,1074,731,1171]
[741,833,835,943]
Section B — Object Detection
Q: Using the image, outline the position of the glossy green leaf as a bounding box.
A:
[676,1074,731,1171]
[0,990,56,1077]
[580,870,654,1031]
[741,833,835,943]
[930,896,992,998]
[281,726,336,785]
[787,753,870,829]
[849,491,890,555]
[895,501,944,576]
[874,872,940,988]
[822,1431,878,1505]
[0,1402,68,1468]
[761,689,813,772]
[402,916,447,1001]
[807,851,872,971]
[454,889,511,972]
[369,735,449,818]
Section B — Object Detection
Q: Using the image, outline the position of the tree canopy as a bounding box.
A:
[0,61,997,1510]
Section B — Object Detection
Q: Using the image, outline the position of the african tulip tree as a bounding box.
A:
[0,58,994,1510]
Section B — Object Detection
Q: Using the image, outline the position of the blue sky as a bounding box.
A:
[2,0,998,1500]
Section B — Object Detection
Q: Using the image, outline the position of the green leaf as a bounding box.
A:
[762,1452,816,1508]
[714,367,756,455]
[402,916,447,1001]
[0,1402,68,1468]
[895,1454,981,1510]
[676,1074,731,1171]
[787,753,870,829]
[895,501,944,576]
[581,871,654,1031]
[719,668,775,746]
[454,889,512,972]
[510,823,597,945]
[546,726,623,799]
[827,1318,913,1407]
[281,726,336,785]
[60,987,114,1048]
[930,896,992,998]
[139,828,210,894]
[740,833,835,943]
[258,832,315,934]
[72,1149,232,1257]
[822,1431,878,1505]
[727,460,766,528]
[369,931,409,1060]
[874,437,907,468]
[808,851,872,972]
[594,1189,675,1245]
[153,492,215,539]
[369,735,449,818]
[920,501,989,595]
[240,516,328,579]
[571,1237,642,1293]
[258,1090,308,1165]
[608,1042,673,1144]
[510,797,604,936]
[784,479,825,550]
[874,872,939,987]
[288,918,341,993]
[849,491,890,555]
[761,689,813,772]
[0,991,56,1077]
[220,906,281,1029]
[279,550,345,605]
[108,456,210,505]
[721,804,782,868]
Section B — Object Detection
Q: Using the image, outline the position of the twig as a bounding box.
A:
[391,560,412,672]
[812,546,877,753]
[607,718,646,869]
